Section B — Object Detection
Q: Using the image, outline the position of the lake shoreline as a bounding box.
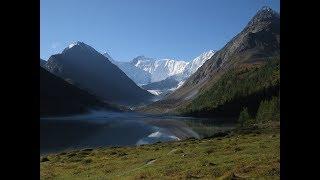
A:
[41,122,280,179]
[40,111,236,155]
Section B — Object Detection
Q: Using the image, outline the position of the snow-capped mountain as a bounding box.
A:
[106,50,215,97]
[104,54,189,85]
[102,54,151,85]
[132,56,188,82]
[181,50,215,78]
[140,50,215,96]
[114,62,151,85]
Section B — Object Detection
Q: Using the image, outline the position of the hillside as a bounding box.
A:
[140,7,280,114]
[40,67,120,117]
[180,58,279,117]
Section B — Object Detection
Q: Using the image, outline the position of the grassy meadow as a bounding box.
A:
[41,122,279,179]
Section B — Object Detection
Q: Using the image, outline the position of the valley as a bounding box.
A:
[40,6,280,179]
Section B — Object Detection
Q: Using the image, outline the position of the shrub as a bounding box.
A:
[256,96,280,123]
[238,107,254,127]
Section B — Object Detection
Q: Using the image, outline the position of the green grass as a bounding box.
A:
[40,123,280,179]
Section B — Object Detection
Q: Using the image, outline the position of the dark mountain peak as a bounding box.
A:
[259,6,276,12]
[247,6,279,28]
[255,6,279,18]
[44,42,154,106]
[259,6,279,14]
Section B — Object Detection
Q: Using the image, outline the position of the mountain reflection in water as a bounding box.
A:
[40,111,235,155]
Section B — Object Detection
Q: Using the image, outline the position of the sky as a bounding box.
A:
[40,0,280,61]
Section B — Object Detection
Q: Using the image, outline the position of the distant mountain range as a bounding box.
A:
[106,50,215,96]
[40,43,213,115]
[140,6,280,114]
[40,6,279,118]
[106,55,188,85]
[43,42,154,106]
[141,50,215,95]
[40,67,119,116]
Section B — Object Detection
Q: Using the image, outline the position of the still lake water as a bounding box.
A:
[40,111,235,155]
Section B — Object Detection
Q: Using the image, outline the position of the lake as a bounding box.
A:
[40,111,235,155]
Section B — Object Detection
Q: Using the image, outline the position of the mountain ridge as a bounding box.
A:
[44,42,154,106]
[140,7,280,114]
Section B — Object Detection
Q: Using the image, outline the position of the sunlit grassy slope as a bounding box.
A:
[40,122,279,179]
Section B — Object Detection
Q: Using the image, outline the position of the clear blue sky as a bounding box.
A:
[40,0,279,61]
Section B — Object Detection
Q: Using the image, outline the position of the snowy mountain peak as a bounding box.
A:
[106,50,215,96]
[193,50,215,63]
[131,56,155,66]
[137,50,215,96]
[110,50,215,87]
[131,56,188,82]
[182,50,215,77]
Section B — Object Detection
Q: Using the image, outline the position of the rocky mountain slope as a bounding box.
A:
[141,7,280,114]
